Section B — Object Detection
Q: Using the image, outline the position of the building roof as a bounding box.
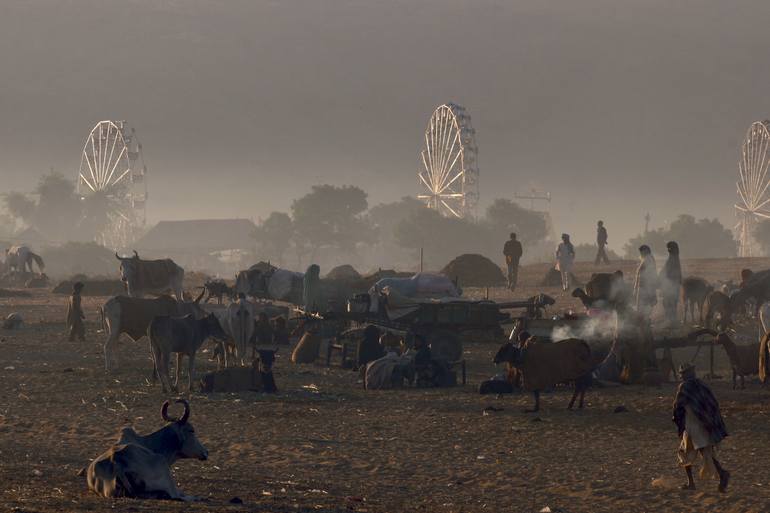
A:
[134,219,257,252]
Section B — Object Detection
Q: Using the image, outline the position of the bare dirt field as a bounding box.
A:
[3,258,770,513]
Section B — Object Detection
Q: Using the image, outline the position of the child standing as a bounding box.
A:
[66,281,86,341]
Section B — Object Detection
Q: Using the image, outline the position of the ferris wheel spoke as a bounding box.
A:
[418,172,434,192]
[438,147,463,191]
[89,133,102,188]
[438,131,460,189]
[438,167,463,195]
[737,185,752,211]
[439,199,461,218]
[753,176,770,209]
[100,123,110,185]
[437,113,453,179]
[83,152,98,189]
[79,173,96,193]
[427,127,439,191]
[105,123,120,185]
[104,145,127,187]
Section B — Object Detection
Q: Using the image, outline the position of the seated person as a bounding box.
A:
[272,316,290,345]
[411,335,453,388]
[357,325,384,370]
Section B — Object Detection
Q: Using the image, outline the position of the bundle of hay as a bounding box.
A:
[440,254,505,287]
[540,267,581,288]
[325,265,361,282]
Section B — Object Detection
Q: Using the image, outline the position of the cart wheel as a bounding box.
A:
[428,329,463,362]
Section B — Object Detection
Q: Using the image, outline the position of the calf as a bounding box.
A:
[149,313,226,393]
[84,400,207,500]
[681,277,713,324]
[717,333,759,389]
[705,291,732,331]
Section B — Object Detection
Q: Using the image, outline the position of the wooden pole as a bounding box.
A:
[420,248,423,273]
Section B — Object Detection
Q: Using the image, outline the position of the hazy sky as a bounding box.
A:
[2,0,770,251]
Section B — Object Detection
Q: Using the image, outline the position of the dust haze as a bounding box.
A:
[2,0,770,253]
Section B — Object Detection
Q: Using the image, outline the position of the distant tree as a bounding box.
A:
[754,220,770,255]
[0,212,15,238]
[368,196,424,244]
[624,215,737,259]
[483,198,548,244]
[3,192,36,225]
[254,211,294,266]
[291,185,374,263]
[394,208,488,269]
[32,173,81,241]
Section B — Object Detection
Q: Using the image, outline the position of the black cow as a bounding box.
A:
[149,313,226,393]
[84,399,207,500]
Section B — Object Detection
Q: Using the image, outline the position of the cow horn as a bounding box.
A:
[160,399,191,423]
[161,400,172,422]
[176,399,190,423]
[115,252,123,260]
[193,287,206,304]
[133,250,139,258]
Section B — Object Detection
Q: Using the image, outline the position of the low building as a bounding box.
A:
[133,219,257,275]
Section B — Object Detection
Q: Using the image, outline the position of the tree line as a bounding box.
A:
[2,172,747,271]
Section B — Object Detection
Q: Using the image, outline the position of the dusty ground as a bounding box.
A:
[2,259,770,513]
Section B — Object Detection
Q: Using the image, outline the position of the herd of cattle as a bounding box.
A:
[13,248,770,502]
[105,253,286,394]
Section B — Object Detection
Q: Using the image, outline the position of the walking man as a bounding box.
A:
[595,220,610,265]
[503,233,523,291]
[673,363,730,492]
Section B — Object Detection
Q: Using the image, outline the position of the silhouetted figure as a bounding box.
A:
[660,241,683,326]
[66,281,86,341]
[555,233,575,291]
[503,233,523,290]
[595,220,610,265]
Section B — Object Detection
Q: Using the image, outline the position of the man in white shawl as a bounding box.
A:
[633,245,657,320]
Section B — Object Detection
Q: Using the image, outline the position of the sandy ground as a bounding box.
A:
[2,259,770,513]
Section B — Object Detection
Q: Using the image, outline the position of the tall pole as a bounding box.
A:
[420,247,424,273]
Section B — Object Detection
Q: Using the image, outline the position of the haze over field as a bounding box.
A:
[2,0,770,249]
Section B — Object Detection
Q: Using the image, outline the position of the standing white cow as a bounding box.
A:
[212,296,256,368]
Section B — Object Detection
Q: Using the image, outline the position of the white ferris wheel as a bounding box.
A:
[735,120,770,257]
[418,103,479,218]
[77,120,147,249]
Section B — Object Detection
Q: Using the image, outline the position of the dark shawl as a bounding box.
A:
[672,378,728,443]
